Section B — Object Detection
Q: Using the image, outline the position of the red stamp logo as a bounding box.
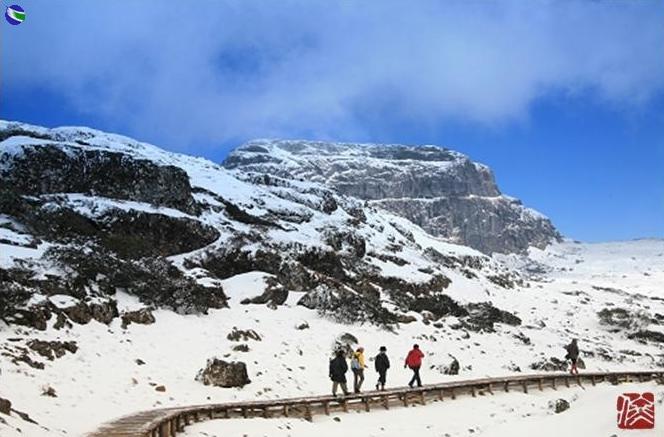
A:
[617,393,655,429]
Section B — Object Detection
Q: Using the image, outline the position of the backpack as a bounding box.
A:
[350,356,361,370]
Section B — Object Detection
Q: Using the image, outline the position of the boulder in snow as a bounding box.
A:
[196,358,251,388]
[121,308,156,329]
[27,340,78,361]
[552,398,570,413]
[0,397,11,415]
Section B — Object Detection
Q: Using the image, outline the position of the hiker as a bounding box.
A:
[565,339,580,375]
[404,344,424,388]
[375,346,390,391]
[329,349,349,396]
[351,347,367,393]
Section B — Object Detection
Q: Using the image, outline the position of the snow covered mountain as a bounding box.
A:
[0,121,523,333]
[224,139,561,254]
[1,121,663,437]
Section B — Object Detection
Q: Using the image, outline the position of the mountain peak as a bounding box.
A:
[225,139,560,254]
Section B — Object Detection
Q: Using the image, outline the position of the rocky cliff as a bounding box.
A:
[0,121,522,332]
[224,140,561,254]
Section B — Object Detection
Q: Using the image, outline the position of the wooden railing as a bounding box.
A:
[87,370,664,437]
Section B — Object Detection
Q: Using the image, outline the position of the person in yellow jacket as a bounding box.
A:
[351,347,368,393]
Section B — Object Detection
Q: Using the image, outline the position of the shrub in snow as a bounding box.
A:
[44,244,228,316]
[232,344,250,352]
[440,356,460,375]
[299,284,398,328]
[628,330,664,343]
[332,332,358,357]
[529,357,568,372]
[41,385,57,397]
[227,327,262,342]
[597,307,652,331]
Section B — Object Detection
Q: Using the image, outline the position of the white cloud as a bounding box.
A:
[3,0,664,150]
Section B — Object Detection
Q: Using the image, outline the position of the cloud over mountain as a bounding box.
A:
[4,0,664,149]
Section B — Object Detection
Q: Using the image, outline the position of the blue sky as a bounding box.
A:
[2,0,663,242]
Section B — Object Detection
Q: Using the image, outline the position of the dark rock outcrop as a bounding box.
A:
[27,340,78,360]
[408,294,467,320]
[46,245,228,315]
[0,143,200,214]
[196,358,251,388]
[598,308,653,332]
[121,308,156,329]
[3,197,219,259]
[0,397,11,415]
[90,300,120,324]
[628,330,664,343]
[462,302,521,332]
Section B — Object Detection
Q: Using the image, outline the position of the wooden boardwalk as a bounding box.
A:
[87,370,664,437]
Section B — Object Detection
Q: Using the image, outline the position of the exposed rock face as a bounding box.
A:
[0,121,523,329]
[196,358,251,388]
[224,140,561,254]
[1,142,199,214]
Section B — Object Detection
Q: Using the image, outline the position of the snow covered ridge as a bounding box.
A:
[224,139,561,254]
[0,120,523,332]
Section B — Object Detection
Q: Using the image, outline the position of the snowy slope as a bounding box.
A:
[0,121,662,437]
[1,237,663,437]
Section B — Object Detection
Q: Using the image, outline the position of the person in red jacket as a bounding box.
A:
[404,344,424,388]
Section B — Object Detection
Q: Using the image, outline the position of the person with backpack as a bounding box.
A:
[329,349,349,396]
[404,344,424,388]
[351,347,367,393]
[374,346,390,391]
[565,339,580,375]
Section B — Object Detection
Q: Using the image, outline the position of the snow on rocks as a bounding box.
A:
[196,358,251,388]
